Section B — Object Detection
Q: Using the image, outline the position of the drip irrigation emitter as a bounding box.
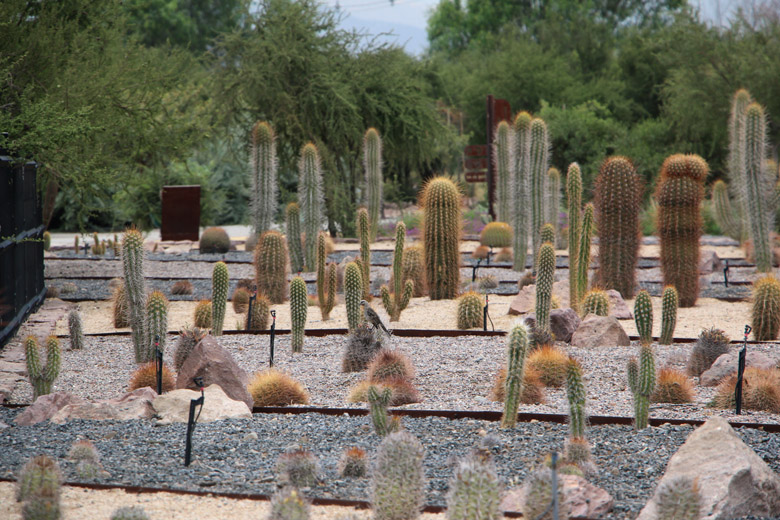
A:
[735,324,751,415]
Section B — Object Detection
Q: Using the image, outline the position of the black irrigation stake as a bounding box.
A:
[82,242,89,256]
[155,335,162,395]
[486,248,492,266]
[269,310,277,368]
[735,324,751,415]
[723,259,730,288]
[532,451,559,520]
[184,377,205,467]
[247,291,256,330]
[472,258,482,283]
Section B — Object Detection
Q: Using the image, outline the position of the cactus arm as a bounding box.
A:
[634,290,653,346]
[660,286,678,345]
[567,163,582,310]
[290,276,307,352]
[211,262,228,336]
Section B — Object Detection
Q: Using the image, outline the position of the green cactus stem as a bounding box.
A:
[290,276,307,352]
[345,261,363,331]
[25,335,61,400]
[576,203,594,313]
[364,127,383,241]
[634,290,653,346]
[456,292,483,330]
[381,221,413,322]
[255,230,289,304]
[630,344,655,430]
[659,286,678,345]
[68,309,84,350]
[316,232,336,320]
[566,358,587,439]
[743,103,774,272]
[494,120,514,224]
[752,275,780,341]
[371,431,425,520]
[122,228,148,363]
[298,143,325,272]
[567,163,582,310]
[367,384,396,437]
[421,177,461,299]
[582,289,610,317]
[512,112,532,272]
[446,456,502,520]
[250,121,277,237]
[711,180,744,241]
[357,208,371,300]
[530,118,550,266]
[501,323,529,428]
[145,291,168,360]
[286,202,304,274]
[535,242,555,332]
[211,262,229,336]
[546,167,561,245]
[728,89,752,239]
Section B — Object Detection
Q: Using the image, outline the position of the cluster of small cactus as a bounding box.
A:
[501,323,529,428]
[199,226,230,254]
[582,288,610,317]
[567,163,582,309]
[372,431,425,520]
[634,290,653,345]
[286,202,305,274]
[446,453,502,520]
[68,439,102,479]
[357,208,372,300]
[269,486,310,520]
[316,232,336,320]
[16,454,62,520]
[659,286,678,345]
[512,111,532,272]
[290,276,307,353]
[529,118,550,264]
[456,291,483,329]
[752,275,780,340]
[122,228,148,363]
[421,177,461,299]
[381,222,414,322]
[25,336,60,400]
[193,300,212,329]
[594,156,641,298]
[655,476,702,520]
[255,231,289,304]
[687,327,730,377]
[364,128,383,241]
[145,291,168,359]
[298,143,325,271]
[627,344,656,430]
[250,121,278,238]
[344,261,363,331]
[480,222,512,249]
[210,262,229,336]
[68,309,84,350]
[535,242,555,332]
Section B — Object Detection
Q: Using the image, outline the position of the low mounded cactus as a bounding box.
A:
[582,289,610,317]
[211,262,229,336]
[659,286,678,345]
[372,431,425,520]
[341,323,383,372]
[276,448,319,488]
[457,292,483,330]
[25,336,60,400]
[501,323,529,428]
[687,327,730,377]
[634,290,653,345]
[338,446,367,478]
[480,222,512,248]
[248,369,309,407]
[752,275,780,341]
[68,309,84,350]
[290,276,307,353]
[446,456,502,520]
[269,486,310,520]
[199,227,230,254]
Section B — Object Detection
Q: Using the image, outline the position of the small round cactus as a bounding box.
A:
[199,227,230,254]
[16,454,61,503]
[456,292,483,329]
[338,447,367,478]
[582,289,610,317]
[752,275,780,340]
[276,448,319,488]
[656,476,702,520]
[480,222,512,248]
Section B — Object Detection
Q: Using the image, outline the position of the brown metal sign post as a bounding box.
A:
[161,186,201,241]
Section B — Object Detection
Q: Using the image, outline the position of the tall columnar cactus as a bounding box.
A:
[529,117,550,265]
[421,177,461,299]
[535,242,555,333]
[546,167,561,244]
[501,323,529,428]
[286,202,304,274]
[582,289,610,317]
[494,120,514,224]
[122,228,147,363]
[628,344,655,430]
[367,385,395,437]
[634,290,653,346]
[446,456,502,520]
[381,222,414,322]
[728,89,752,234]
[576,204,594,312]
[540,223,555,247]
[290,276,307,353]
[364,128,383,241]
[145,291,168,359]
[655,154,706,307]
[344,261,363,331]
[316,232,336,320]
[298,143,325,271]
[512,112,532,272]
[67,309,84,350]
[752,275,780,341]
[255,230,289,304]
[250,121,277,238]
[211,262,228,336]
[660,286,678,345]
[25,335,60,400]
[372,431,425,520]
[357,208,371,300]
[711,180,744,241]
[595,156,642,297]
[743,103,774,272]
[566,358,587,440]
[567,163,582,309]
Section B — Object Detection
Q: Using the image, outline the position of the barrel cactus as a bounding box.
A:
[456,292,483,329]
[421,177,461,299]
[752,275,780,341]
[446,456,502,520]
[290,276,307,353]
[255,230,289,304]
[480,222,512,249]
[582,289,610,317]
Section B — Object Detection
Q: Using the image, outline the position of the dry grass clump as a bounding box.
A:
[526,345,569,387]
[651,368,695,403]
[171,280,193,295]
[128,362,175,393]
[248,369,309,407]
[490,367,546,405]
[347,378,421,406]
[367,349,415,383]
[713,367,780,413]
[231,287,251,313]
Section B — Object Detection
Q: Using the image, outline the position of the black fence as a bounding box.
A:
[0,148,44,348]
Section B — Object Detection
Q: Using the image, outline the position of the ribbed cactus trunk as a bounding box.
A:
[656,154,706,307]
[711,180,743,241]
[25,336,61,400]
[660,286,678,345]
[364,128,383,241]
[566,358,586,440]
[594,156,641,298]
[286,202,304,274]
[628,345,655,430]
[255,231,289,304]
[535,242,555,333]
[298,143,325,272]
[316,232,336,320]
[367,385,393,437]
[546,167,561,246]
[122,228,147,363]
[576,204,594,313]
[290,276,307,353]
[512,112,532,271]
[357,208,371,300]
[250,121,278,238]
[529,118,549,266]
[494,120,514,224]
[381,222,413,322]
[421,177,461,300]
[743,103,774,272]
[567,163,582,310]
[728,89,752,239]
[344,261,363,331]
[500,323,529,428]
[146,291,169,358]
[752,276,780,341]
[68,309,84,350]
[211,262,228,336]
[634,290,653,346]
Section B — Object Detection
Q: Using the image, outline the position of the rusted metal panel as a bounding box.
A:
[161,185,200,241]
[464,144,487,157]
[465,171,487,183]
[465,157,488,170]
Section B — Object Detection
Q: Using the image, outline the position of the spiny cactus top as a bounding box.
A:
[421,177,461,300]
[298,142,325,271]
[250,121,278,236]
[364,127,383,241]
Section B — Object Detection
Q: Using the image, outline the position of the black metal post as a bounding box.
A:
[269,310,277,367]
[472,258,482,283]
[483,295,488,332]
[184,377,205,467]
[155,335,162,395]
[83,242,89,256]
[723,259,730,288]
[735,325,750,415]
[247,291,256,330]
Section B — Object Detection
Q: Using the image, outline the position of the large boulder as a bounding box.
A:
[700,351,777,387]
[14,392,87,426]
[570,315,630,349]
[153,384,251,424]
[501,474,613,519]
[550,308,581,343]
[50,388,156,424]
[605,289,632,319]
[508,285,535,316]
[637,417,780,520]
[176,336,252,410]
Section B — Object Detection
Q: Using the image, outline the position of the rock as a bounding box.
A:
[637,417,780,520]
[14,392,87,426]
[552,279,570,308]
[508,285,535,315]
[501,474,613,519]
[50,388,157,424]
[605,289,632,319]
[243,432,259,442]
[550,308,581,343]
[700,351,777,387]
[570,315,630,349]
[0,420,9,429]
[153,384,252,424]
[699,250,723,274]
[176,336,253,410]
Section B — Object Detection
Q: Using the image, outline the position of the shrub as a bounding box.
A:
[652,368,694,403]
[367,349,415,383]
[687,328,730,377]
[526,346,569,387]
[199,227,230,254]
[713,367,780,412]
[128,362,175,393]
[171,280,193,295]
[248,369,309,407]
[341,323,383,372]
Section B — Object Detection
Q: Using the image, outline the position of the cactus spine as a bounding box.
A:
[446,456,502,520]
[535,242,555,333]
[628,344,655,430]
[25,336,60,400]
[752,275,780,340]
[582,289,609,317]
[501,323,529,428]
[540,223,555,247]
[567,163,582,310]
[457,292,483,329]
[344,261,363,331]
[255,230,289,304]
[122,228,148,363]
[290,276,307,352]
[529,118,549,265]
[316,232,336,320]
[421,177,461,299]
[711,180,743,241]
[68,309,84,350]
[286,202,304,274]
[634,290,653,345]
[660,286,678,345]
[357,208,371,300]
[656,154,706,307]
[743,103,774,272]
[381,221,413,321]
[211,262,228,336]
[546,167,561,244]
[145,291,168,358]
[512,112,532,271]
[368,385,395,437]
[249,121,277,239]
[576,203,594,313]
[594,156,641,298]
[298,143,325,271]
[364,127,383,241]
[494,120,514,224]
[372,431,425,520]
[566,358,587,440]
[656,476,702,520]
[728,89,752,239]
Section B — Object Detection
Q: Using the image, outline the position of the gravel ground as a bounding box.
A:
[10,333,780,425]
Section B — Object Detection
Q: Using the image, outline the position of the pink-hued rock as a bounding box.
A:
[49,388,157,424]
[14,392,87,426]
[699,351,777,387]
[153,384,251,424]
[508,285,535,316]
[699,249,722,274]
[570,315,630,349]
[501,474,613,519]
[605,289,632,319]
